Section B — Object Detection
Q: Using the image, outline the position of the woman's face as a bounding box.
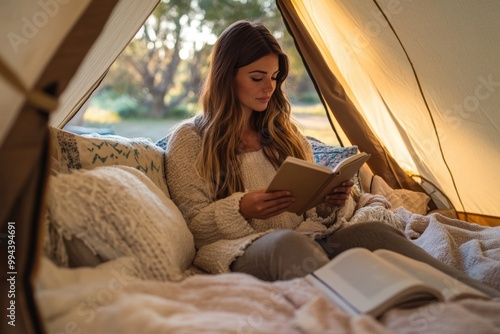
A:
[235,54,279,115]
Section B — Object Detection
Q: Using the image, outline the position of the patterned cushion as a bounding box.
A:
[51,127,169,198]
[155,134,171,150]
[307,137,363,192]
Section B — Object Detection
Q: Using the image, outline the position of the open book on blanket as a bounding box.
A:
[305,248,490,318]
[266,153,370,215]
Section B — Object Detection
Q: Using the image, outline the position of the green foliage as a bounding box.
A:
[165,104,193,119]
[200,0,276,34]
[104,62,148,99]
[94,0,320,120]
[90,89,149,119]
[296,91,321,105]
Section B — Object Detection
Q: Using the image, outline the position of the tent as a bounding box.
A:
[277,0,500,227]
[1,0,499,332]
[0,1,159,332]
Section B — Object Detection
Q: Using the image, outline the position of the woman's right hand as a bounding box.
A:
[239,189,295,220]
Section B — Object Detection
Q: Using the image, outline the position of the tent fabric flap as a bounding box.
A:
[49,0,161,129]
[277,1,430,197]
[0,0,162,333]
[0,0,92,146]
[277,0,500,226]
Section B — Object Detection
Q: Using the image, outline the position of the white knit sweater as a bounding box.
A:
[165,123,357,274]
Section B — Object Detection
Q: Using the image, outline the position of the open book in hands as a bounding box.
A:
[305,248,490,318]
[266,152,370,215]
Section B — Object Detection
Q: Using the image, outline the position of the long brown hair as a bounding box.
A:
[195,20,308,199]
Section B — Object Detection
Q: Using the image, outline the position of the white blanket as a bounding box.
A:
[397,207,500,291]
[36,257,500,334]
[36,210,500,334]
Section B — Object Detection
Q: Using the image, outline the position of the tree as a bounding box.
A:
[196,0,320,104]
[120,0,208,117]
[99,0,318,118]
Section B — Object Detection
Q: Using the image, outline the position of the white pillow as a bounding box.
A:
[370,175,430,215]
[46,165,195,281]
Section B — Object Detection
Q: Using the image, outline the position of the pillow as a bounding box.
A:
[45,165,195,281]
[307,137,363,191]
[370,175,430,215]
[50,127,169,198]
[155,133,171,150]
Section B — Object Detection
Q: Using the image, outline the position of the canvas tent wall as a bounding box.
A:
[0,1,159,333]
[278,0,500,226]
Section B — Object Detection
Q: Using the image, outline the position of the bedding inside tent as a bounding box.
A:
[1,0,500,333]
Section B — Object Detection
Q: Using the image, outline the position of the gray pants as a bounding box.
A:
[231,222,500,297]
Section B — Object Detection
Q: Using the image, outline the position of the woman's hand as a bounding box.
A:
[240,190,295,220]
[323,180,354,207]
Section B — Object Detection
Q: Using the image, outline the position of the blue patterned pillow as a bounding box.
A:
[155,134,170,150]
[307,137,363,192]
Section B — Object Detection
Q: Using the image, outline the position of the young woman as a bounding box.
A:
[166,20,499,296]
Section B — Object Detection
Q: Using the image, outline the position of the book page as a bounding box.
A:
[310,248,437,316]
[330,152,370,173]
[374,249,489,301]
[306,153,371,210]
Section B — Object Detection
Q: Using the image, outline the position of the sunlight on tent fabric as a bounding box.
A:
[50,0,160,128]
[0,0,91,144]
[290,0,418,172]
[289,0,500,221]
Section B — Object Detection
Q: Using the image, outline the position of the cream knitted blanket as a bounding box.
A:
[396,207,500,291]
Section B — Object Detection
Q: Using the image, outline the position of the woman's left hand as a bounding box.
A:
[323,180,354,207]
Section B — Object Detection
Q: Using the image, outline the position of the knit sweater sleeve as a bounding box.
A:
[165,124,256,249]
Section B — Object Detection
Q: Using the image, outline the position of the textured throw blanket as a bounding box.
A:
[35,256,500,334]
[36,200,500,334]
[36,207,500,334]
[396,207,500,291]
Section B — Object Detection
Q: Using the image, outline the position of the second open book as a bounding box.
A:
[306,248,490,318]
[266,152,370,215]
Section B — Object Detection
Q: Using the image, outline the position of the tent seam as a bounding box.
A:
[371,0,466,214]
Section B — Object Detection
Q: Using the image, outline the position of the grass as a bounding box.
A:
[83,118,181,142]
[77,104,340,146]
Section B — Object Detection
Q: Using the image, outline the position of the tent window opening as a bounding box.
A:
[62,0,339,146]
